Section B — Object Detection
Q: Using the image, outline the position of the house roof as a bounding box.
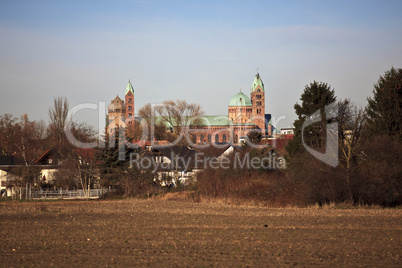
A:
[0,155,25,170]
[151,143,244,171]
[35,148,52,164]
[34,148,62,165]
[0,155,17,166]
[193,143,232,158]
[152,145,198,171]
[153,145,197,160]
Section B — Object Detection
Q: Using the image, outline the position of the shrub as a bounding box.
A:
[195,167,295,206]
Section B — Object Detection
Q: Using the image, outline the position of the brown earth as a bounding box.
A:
[0,199,401,267]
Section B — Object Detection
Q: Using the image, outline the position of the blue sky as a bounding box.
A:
[1,0,401,130]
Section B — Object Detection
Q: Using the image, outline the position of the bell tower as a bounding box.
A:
[125,80,135,125]
[250,73,265,131]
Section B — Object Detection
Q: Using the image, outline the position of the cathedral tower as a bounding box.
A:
[125,80,135,125]
[250,73,265,131]
[108,95,125,123]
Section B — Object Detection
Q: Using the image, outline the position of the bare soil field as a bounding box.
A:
[0,199,400,267]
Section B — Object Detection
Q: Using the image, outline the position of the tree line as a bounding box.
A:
[194,67,401,206]
[0,97,204,197]
[284,67,401,206]
[0,97,97,194]
[1,67,400,205]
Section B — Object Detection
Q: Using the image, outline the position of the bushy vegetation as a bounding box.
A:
[194,168,295,206]
[193,67,401,207]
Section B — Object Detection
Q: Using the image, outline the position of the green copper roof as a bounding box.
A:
[152,115,256,128]
[125,80,134,95]
[200,115,256,127]
[229,91,252,107]
[251,73,264,93]
[201,115,231,126]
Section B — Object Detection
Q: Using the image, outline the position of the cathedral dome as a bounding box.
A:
[229,91,252,107]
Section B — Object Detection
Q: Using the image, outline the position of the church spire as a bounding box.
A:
[251,72,264,93]
[125,80,134,95]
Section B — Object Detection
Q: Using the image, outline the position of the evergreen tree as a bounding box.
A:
[247,128,262,145]
[96,128,126,188]
[96,127,151,195]
[286,81,337,157]
[366,67,402,141]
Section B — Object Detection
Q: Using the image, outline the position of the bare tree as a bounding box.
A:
[138,101,204,143]
[53,122,98,195]
[0,114,18,155]
[14,114,46,166]
[74,148,97,198]
[138,103,155,127]
[48,97,69,152]
[155,100,178,133]
[0,113,46,165]
[156,100,204,134]
[336,99,366,201]
[138,103,167,141]
[0,114,46,196]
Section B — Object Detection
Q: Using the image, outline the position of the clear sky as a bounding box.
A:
[1,0,401,130]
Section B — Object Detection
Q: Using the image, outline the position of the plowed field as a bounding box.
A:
[0,199,400,267]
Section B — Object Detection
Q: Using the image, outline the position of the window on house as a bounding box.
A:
[200,134,204,143]
[208,134,211,142]
[215,134,219,143]
[222,134,226,142]
[128,106,132,110]
[128,98,132,103]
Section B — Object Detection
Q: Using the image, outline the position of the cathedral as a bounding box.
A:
[107,73,270,144]
[106,81,135,134]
